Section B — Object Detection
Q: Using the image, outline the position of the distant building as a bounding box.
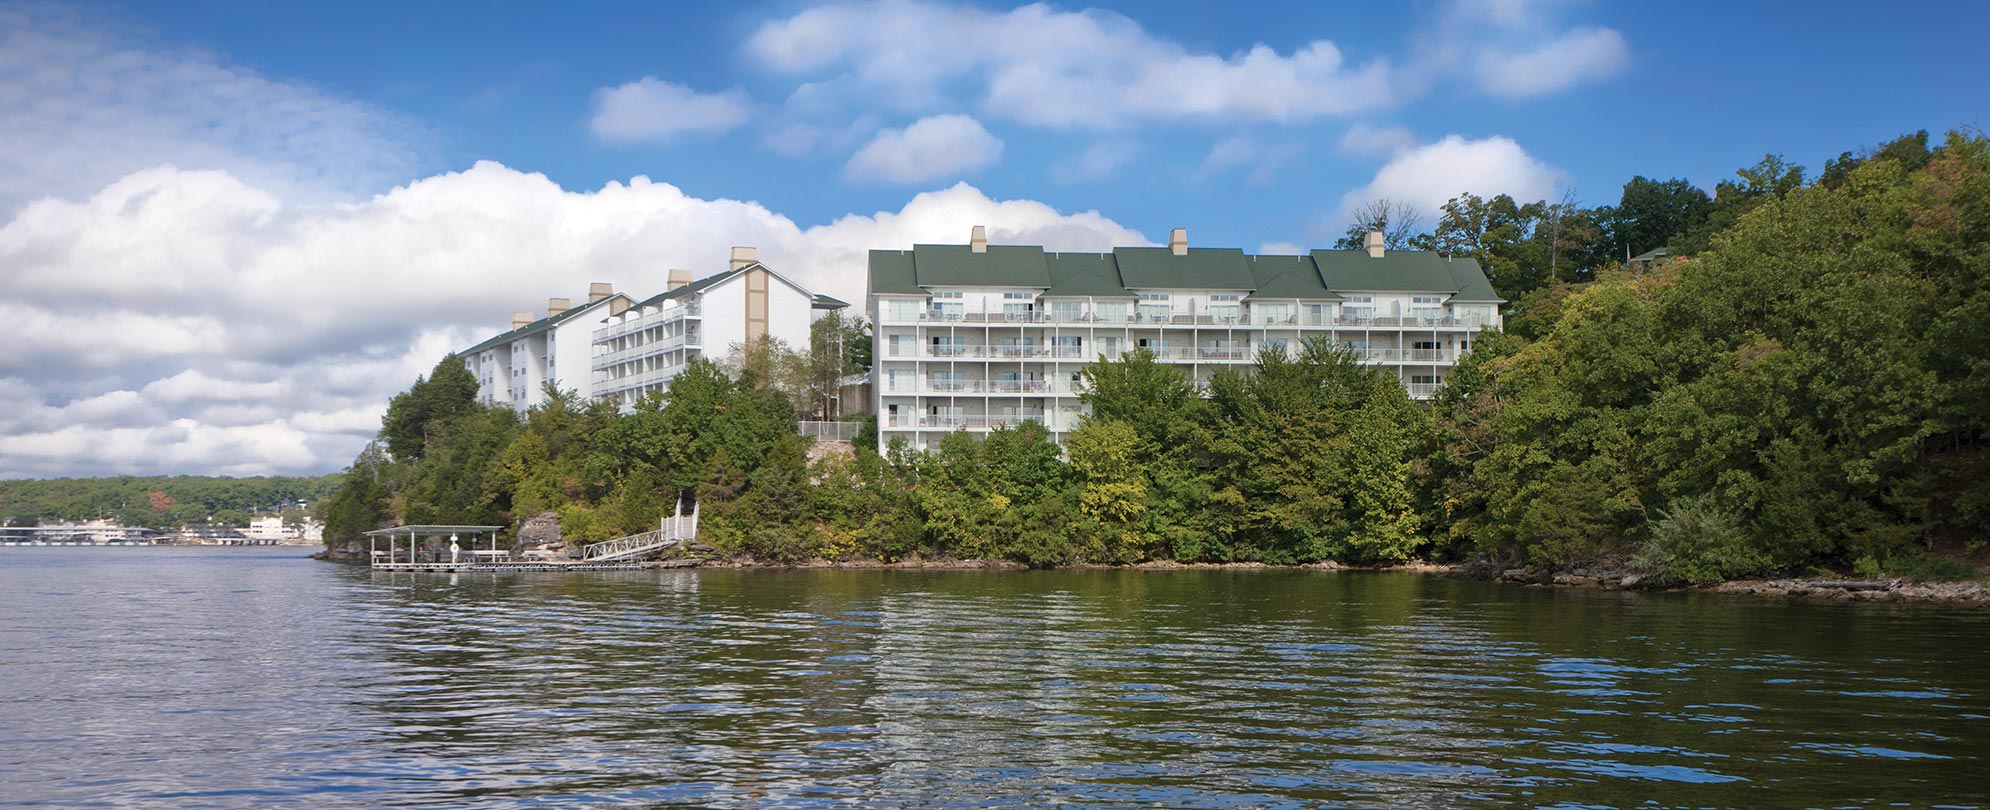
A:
[245,515,287,541]
[460,283,635,412]
[869,227,1504,452]
[589,247,849,410]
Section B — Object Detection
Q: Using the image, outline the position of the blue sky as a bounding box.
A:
[0,0,1984,478]
[87,0,1990,244]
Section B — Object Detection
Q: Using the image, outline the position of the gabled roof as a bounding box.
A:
[869,250,922,295]
[626,268,737,311]
[909,244,1050,288]
[1112,247,1251,290]
[867,241,1503,303]
[1043,253,1135,297]
[1312,249,1467,294]
[462,293,633,355]
[1245,254,1341,301]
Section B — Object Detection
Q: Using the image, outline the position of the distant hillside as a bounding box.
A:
[0,475,344,529]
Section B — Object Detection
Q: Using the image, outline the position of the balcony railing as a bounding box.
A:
[592,333,701,371]
[594,302,701,342]
[884,307,1491,329]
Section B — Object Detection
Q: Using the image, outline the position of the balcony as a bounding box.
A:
[594,301,701,342]
[591,333,701,371]
[884,306,1491,330]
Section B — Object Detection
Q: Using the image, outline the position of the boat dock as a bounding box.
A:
[364,501,698,573]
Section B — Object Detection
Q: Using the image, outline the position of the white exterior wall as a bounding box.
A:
[874,290,1501,453]
[549,317,597,400]
[591,266,841,410]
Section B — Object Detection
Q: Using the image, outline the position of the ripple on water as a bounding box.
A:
[3,552,1990,808]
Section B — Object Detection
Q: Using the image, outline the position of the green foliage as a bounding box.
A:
[310,129,1987,583]
[1631,496,1764,585]
[0,474,342,529]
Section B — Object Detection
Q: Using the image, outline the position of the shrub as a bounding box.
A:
[1631,497,1765,585]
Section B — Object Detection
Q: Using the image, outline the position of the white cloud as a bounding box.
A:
[0,162,1142,477]
[1337,123,1417,157]
[844,114,1004,183]
[1475,27,1629,97]
[589,77,755,142]
[1337,134,1566,223]
[0,6,423,213]
[1196,135,1300,185]
[745,0,1396,128]
[1257,241,1305,255]
[1054,140,1138,182]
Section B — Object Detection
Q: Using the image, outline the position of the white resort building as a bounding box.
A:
[592,247,850,410]
[462,283,635,412]
[459,248,849,413]
[869,227,1504,452]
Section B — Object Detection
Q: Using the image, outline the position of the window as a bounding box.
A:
[1264,338,1289,356]
[931,336,966,357]
[1209,293,1241,321]
[1095,301,1130,323]
[1138,293,1171,321]
[1410,295,1444,322]
[1052,335,1083,358]
[887,299,920,321]
[929,371,965,392]
[1003,292,1033,299]
[1412,295,1444,304]
[1049,300,1083,322]
[1002,293,1035,319]
[1255,303,1294,324]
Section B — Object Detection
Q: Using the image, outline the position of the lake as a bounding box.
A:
[1,547,1986,809]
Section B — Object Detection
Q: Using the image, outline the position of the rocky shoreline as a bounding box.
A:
[315,545,1989,606]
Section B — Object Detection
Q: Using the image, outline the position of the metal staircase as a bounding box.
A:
[579,498,699,562]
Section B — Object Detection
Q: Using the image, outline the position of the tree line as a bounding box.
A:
[0,475,340,529]
[322,130,1989,582]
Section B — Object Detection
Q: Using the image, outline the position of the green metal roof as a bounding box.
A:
[869,250,922,295]
[909,244,1050,288]
[1043,253,1135,297]
[626,268,737,311]
[1244,254,1341,301]
[1312,249,1463,293]
[1445,258,1505,303]
[1112,247,1251,290]
[868,241,1501,303]
[461,294,630,355]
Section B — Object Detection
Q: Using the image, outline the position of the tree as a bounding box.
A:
[1333,198,1427,250]
[147,491,176,515]
[1599,176,1713,261]
[380,354,481,461]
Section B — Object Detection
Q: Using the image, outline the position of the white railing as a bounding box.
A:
[883,308,1493,329]
[594,302,701,342]
[798,421,861,442]
[580,498,698,561]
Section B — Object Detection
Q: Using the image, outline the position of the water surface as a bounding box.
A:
[2,547,1986,808]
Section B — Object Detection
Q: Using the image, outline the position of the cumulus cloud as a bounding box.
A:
[0,6,423,214]
[0,163,1142,477]
[1337,123,1417,157]
[1196,135,1300,185]
[844,114,1004,183]
[1337,134,1566,222]
[589,77,755,142]
[1054,140,1138,182]
[744,0,1396,127]
[1475,27,1630,97]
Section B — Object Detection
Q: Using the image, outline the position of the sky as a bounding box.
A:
[0,0,1984,479]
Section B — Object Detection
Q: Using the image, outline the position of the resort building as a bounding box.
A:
[461,283,634,412]
[591,247,850,410]
[869,227,1503,452]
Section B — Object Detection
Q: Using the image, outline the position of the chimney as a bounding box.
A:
[1365,230,1385,258]
[729,246,758,271]
[512,311,533,329]
[970,225,988,253]
[667,269,693,291]
[588,282,613,303]
[1169,228,1188,256]
[609,298,631,317]
[547,297,571,317]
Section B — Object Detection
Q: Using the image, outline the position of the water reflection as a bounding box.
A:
[1,550,1986,808]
